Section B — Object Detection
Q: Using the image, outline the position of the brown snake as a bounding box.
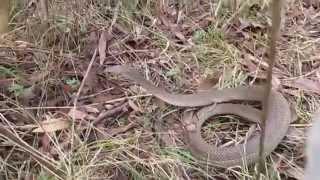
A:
[106,65,292,168]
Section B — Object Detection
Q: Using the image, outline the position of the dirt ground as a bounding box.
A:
[0,0,320,179]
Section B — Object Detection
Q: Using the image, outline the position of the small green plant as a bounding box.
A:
[193,27,225,48]
[65,78,80,90]
[0,66,17,78]
[8,83,25,97]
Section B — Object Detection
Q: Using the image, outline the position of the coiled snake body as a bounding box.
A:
[106,65,292,168]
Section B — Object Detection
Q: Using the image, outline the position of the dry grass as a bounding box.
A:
[0,0,319,179]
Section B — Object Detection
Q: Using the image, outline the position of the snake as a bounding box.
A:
[106,65,292,168]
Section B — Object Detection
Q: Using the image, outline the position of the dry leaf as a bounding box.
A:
[84,106,100,113]
[98,31,113,65]
[33,118,70,133]
[98,32,107,64]
[68,109,88,120]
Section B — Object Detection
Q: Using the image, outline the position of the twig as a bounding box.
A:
[72,48,97,107]
[110,121,136,136]
[257,0,282,177]
[39,0,49,21]
[70,48,97,176]
[93,102,129,125]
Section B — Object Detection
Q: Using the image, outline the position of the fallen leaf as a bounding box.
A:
[84,106,100,114]
[33,117,70,133]
[98,31,113,65]
[68,109,88,120]
[98,32,107,64]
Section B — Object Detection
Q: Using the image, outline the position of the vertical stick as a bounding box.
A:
[0,0,10,35]
[257,0,282,177]
[39,0,49,21]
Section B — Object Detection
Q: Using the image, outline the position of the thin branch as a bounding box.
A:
[257,0,282,177]
[72,48,97,107]
[69,48,97,176]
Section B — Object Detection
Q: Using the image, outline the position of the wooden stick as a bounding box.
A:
[0,0,9,34]
[257,0,282,177]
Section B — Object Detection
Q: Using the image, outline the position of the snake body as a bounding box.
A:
[106,65,292,167]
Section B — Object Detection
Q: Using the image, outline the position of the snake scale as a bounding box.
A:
[106,65,292,168]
